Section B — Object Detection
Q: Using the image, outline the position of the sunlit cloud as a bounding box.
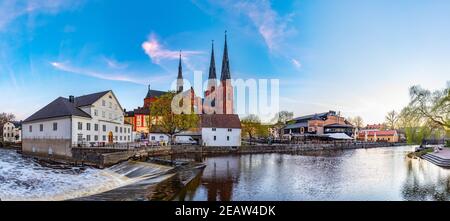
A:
[50,61,171,85]
[141,33,204,64]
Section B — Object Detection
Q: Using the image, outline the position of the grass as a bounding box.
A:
[407,147,434,158]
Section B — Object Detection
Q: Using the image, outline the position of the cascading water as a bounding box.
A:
[0,148,173,201]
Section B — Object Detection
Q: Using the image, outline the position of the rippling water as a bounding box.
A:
[0,149,171,201]
[177,146,450,201]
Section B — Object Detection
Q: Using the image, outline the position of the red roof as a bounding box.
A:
[359,130,397,137]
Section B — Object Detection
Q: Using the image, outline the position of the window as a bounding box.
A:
[39,124,43,132]
[78,122,82,130]
[87,123,91,131]
[102,111,105,118]
[86,135,91,141]
[119,136,122,141]
[103,125,106,132]
[128,136,130,141]
[94,124,98,131]
[115,126,118,133]
[103,135,106,141]
[212,128,216,131]
[213,136,216,141]
[53,123,58,131]
[120,127,122,133]
[227,136,230,141]
[102,100,106,106]
[29,125,32,132]
[228,128,232,132]
[94,109,98,116]
[94,135,98,141]
[151,136,155,141]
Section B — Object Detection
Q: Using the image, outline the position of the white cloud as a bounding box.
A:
[0,0,81,31]
[193,0,300,70]
[50,61,171,85]
[291,58,301,69]
[102,57,128,69]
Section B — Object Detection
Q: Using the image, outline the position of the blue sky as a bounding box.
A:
[1,0,449,124]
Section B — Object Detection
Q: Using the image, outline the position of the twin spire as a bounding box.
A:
[177,31,231,93]
[209,31,231,81]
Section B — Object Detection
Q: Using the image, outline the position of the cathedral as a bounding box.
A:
[125,32,240,146]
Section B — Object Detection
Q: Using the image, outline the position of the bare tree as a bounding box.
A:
[0,113,16,137]
[348,116,364,129]
[385,110,398,130]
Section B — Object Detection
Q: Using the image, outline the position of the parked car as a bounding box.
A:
[175,136,197,145]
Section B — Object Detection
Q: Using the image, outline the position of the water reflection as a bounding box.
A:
[174,146,450,201]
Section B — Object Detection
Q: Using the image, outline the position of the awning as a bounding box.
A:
[326,133,353,140]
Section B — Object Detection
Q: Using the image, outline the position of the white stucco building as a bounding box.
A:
[22,90,132,158]
[2,121,22,143]
[201,114,241,147]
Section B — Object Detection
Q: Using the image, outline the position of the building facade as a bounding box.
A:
[201,114,241,147]
[2,121,22,143]
[358,130,399,143]
[283,111,355,140]
[22,90,132,159]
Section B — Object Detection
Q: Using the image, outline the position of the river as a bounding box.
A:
[174,145,450,201]
[1,146,450,201]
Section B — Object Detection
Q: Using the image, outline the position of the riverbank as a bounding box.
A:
[18,142,408,168]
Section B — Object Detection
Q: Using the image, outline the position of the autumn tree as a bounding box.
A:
[150,91,199,144]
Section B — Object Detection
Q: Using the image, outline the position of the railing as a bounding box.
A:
[72,141,169,150]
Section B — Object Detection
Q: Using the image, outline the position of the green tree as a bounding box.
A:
[241,114,262,140]
[150,91,199,144]
[409,83,449,132]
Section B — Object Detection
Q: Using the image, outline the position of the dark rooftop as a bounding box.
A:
[201,114,241,129]
[24,97,92,123]
[145,89,167,99]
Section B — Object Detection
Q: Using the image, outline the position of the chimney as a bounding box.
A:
[69,95,75,103]
[123,108,127,112]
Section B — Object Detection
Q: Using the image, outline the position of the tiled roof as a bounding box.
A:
[201,114,241,129]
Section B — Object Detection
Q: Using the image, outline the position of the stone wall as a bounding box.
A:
[24,142,407,168]
[22,138,72,158]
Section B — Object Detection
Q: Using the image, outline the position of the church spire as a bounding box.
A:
[177,50,183,93]
[220,30,231,81]
[208,40,217,80]
[177,50,183,80]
